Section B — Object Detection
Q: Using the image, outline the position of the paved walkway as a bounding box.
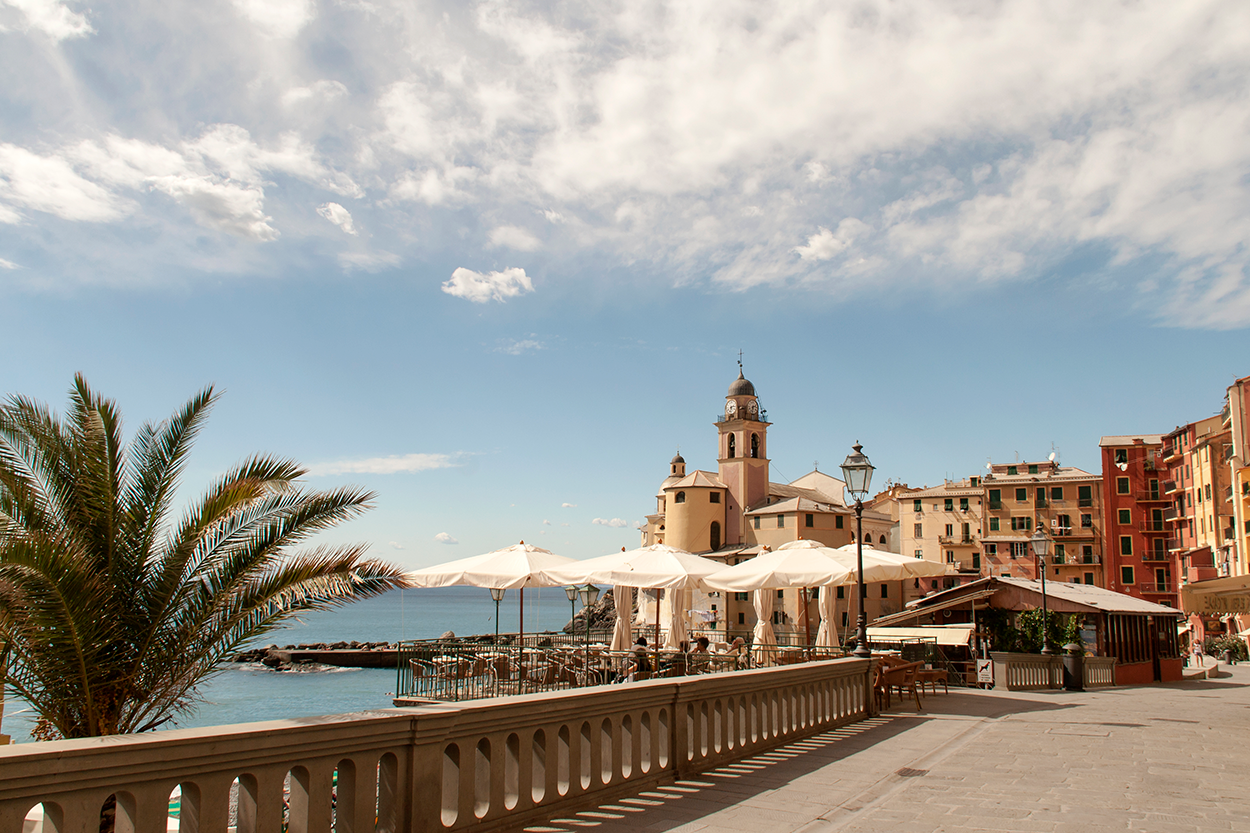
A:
[527,664,1250,833]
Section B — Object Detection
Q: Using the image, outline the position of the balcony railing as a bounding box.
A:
[1135,489,1167,502]
[1078,498,1093,507]
[1139,582,1174,594]
[1167,538,1186,551]
[1142,550,1171,562]
[1162,508,1181,522]
[938,535,976,546]
[1055,555,1101,566]
[1162,444,1181,462]
[1140,520,1166,533]
[0,658,875,833]
[1164,480,1180,494]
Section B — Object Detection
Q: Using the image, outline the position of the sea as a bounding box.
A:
[2,587,577,743]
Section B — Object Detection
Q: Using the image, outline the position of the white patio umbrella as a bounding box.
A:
[610,584,634,652]
[404,541,577,641]
[543,544,724,650]
[816,587,838,647]
[752,588,777,665]
[831,543,949,579]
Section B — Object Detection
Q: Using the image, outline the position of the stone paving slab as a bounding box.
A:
[527,664,1250,833]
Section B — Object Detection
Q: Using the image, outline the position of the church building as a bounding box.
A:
[639,367,899,637]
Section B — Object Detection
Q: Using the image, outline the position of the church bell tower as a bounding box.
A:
[717,363,770,545]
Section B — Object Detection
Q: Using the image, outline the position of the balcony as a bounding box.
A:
[1162,444,1181,462]
[1135,488,1167,502]
[1139,582,1174,594]
[1162,507,1181,522]
[938,535,976,546]
[1142,550,1171,562]
[1167,538,1186,551]
[1163,480,1180,495]
[1140,520,1166,533]
[1225,485,1234,502]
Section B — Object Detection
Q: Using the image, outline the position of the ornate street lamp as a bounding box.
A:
[489,587,505,645]
[840,442,875,659]
[565,585,578,641]
[1031,526,1055,655]
[577,584,600,682]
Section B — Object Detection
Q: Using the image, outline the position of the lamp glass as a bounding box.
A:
[839,442,875,499]
[578,583,600,607]
[1031,527,1049,557]
[489,587,505,602]
[565,585,577,602]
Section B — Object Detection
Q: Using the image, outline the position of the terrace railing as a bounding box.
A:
[1,657,874,833]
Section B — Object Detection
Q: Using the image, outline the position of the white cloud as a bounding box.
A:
[338,251,399,272]
[561,503,576,508]
[542,519,551,525]
[148,175,277,241]
[434,532,459,545]
[497,337,543,355]
[230,0,314,39]
[592,518,628,528]
[0,144,127,222]
[317,202,358,235]
[388,541,404,550]
[0,0,93,42]
[0,257,19,269]
[441,267,534,303]
[794,219,869,262]
[282,80,348,108]
[307,452,460,476]
[488,225,541,251]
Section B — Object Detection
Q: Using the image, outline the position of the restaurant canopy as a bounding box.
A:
[404,541,575,589]
[541,544,724,590]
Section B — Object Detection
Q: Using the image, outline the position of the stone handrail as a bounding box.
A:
[0,657,873,833]
[990,652,1062,691]
[1083,656,1117,687]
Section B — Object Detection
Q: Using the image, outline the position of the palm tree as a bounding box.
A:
[0,375,407,738]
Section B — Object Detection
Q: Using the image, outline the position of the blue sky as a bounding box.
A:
[3,0,1249,569]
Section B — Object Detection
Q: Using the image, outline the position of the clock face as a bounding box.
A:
[747,400,758,415]
[725,401,737,417]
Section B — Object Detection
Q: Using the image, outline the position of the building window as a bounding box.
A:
[1028,464,1039,474]
[835,516,844,529]
[946,550,955,563]
[1054,544,1066,563]
[1079,485,1093,506]
[1084,573,1094,585]
[986,543,997,555]
[751,433,759,458]
[1011,517,1032,531]
[1118,509,1131,525]
[1083,545,1093,561]
[914,523,923,537]
[675,491,686,504]
[1114,449,1128,465]
[1011,542,1027,558]
[914,499,922,512]
[710,492,720,503]
[728,434,736,458]
[989,517,1000,531]
[944,498,954,511]
[945,523,953,536]
[738,612,745,624]
[879,535,887,544]
[973,552,981,569]
[734,592,749,601]
[970,477,980,487]
[776,589,784,599]
[1051,487,1063,501]
[881,584,889,598]
[1120,536,1133,556]
[837,586,845,599]
[1081,513,1093,528]
[989,489,1002,508]
[777,514,785,528]
[1117,477,1130,494]
[914,549,923,558]
[710,522,721,551]
[960,497,969,511]
[1121,565,1135,584]
[1016,488,1027,502]
[1056,514,1071,533]
[1205,484,1212,501]
[1007,466,1018,475]
[753,516,760,529]
[805,513,814,528]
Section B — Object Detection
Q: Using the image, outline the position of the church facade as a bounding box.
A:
[639,368,900,638]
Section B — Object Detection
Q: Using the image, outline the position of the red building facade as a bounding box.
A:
[1100,435,1173,606]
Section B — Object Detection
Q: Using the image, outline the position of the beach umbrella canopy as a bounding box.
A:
[542,544,724,590]
[703,546,855,591]
[405,541,576,589]
[831,543,949,579]
[610,585,634,652]
[752,588,777,664]
[776,540,913,583]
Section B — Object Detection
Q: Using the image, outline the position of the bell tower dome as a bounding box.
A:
[717,362,770,545]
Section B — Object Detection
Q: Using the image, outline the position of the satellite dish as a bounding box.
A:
[1048,452,1056,462]
[1117,462,1128,471]
[986,462,993,471]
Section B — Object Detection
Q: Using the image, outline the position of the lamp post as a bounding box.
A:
[489,587,505,645]
[1031,526,1055,655]
[565,585,577,643]
[577,584,600,683]
[840,442,875,659]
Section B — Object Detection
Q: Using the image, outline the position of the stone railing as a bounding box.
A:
[1083,656,1117,687]
[991,652,1062,691]
[990,652,1118,691]
[0,657,873,833]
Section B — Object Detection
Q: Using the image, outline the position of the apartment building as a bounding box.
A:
[1226,375,1250,579]
[897,479,985,599]
[980,461,1105,586]
[1161,416,1234,588]
[1099,435,1172,605]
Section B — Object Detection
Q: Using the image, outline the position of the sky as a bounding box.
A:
[3,0,1249,569]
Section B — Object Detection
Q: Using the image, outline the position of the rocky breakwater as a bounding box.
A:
[233,641,398,670]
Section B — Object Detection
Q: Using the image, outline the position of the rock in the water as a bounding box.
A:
[439,630,456,640]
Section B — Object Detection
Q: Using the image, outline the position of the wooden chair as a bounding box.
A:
[879,661,923,712]
[916,668,949,695]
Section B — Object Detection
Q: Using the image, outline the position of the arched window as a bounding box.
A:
[879,535,887,545]
[709,522,721,551]
[675,491,686,504]
[727,434,736,458]
[751,433,759,458]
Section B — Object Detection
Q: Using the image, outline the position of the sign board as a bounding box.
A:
[977,659,994,684]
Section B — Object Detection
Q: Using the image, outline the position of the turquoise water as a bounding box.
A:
[1,587,578,742]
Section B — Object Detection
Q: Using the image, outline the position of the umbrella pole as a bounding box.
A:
[519,587,526,692]
[655,589,661,667]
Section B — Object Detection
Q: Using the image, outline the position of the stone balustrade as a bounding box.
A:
[0,657,873,833]
[1083,656,1117,687]
[991,652,1063,691]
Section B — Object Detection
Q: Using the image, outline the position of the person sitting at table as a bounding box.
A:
[688,636,711,673]
[728,636,747,669]
[660,641,689,676]
[624,637,652,681]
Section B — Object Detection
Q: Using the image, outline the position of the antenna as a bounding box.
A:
[737,349,743,371]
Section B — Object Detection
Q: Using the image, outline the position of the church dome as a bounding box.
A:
[728,370,755,397]
[671,452,685,464]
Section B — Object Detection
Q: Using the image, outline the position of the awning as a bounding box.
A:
[872,588,997,628]
[1180,574,1250,616]
[867,626,976,648]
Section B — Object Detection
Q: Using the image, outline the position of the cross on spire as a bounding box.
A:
[737,349,743,371]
